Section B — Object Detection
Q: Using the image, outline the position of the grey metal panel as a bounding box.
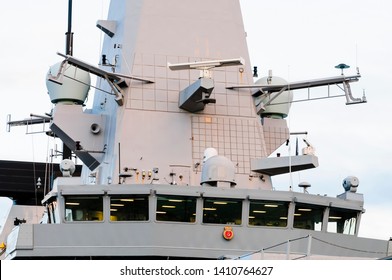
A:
[60,190,105,195]
[328,199,363,211]
[247,189,295,202]
[251,155,319,176]
[104,184,152,195]
[107,189,151,195]
[15,224,33,250]
[9,222,388,259]
[178,78,215,112]
[154,189,202,197]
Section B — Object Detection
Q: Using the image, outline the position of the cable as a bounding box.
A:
[287,65,293,191]
[31,133,38,205]
[63,73,116,96]
[312,236,386,255]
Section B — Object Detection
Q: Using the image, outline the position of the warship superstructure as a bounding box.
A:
[1,0,391,260]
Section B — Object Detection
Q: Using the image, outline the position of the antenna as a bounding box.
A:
[355,44,359,71]
[65,0,73,55]
[335,63,350,75]
[168,57,244,78]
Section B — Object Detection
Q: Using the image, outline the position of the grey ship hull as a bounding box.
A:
[5,183,389,260]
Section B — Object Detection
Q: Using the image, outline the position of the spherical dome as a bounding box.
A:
[255,75,293,118]
[203,147,218,163]
[343,176,359,192]
[46,61,91,104]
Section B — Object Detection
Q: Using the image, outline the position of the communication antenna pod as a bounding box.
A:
[299,182,311,193]
[335,63,350,75]
[253,66,258,78]
[343,176,359,193]
[60,159,76,177]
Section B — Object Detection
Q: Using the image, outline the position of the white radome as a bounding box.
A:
[46,61,91,104]
[255,75,293,118]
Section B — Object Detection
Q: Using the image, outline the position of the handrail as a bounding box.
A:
[234,234,387,260]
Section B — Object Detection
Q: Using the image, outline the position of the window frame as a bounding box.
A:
[202,197,243,225]
[248,200,290,228]
[63,195,104,222]
[327,207,359,235]
[109,194,149,222]
[293,202,325,231]
[155,194,198,223]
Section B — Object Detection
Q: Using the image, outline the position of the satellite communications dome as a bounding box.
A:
[46,61,91,104]
[343,176,359,193]
[255,74,293,119]
[201,154,236,188]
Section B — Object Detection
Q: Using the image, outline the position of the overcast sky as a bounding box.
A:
[0,0,391,240]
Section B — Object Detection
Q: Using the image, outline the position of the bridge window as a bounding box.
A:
[327,207,358,235]
[110,195,149,221]
[64,196,103,221]
[293,203,324,231]
[156,195,197,223]
[203,198,242,225]
[249,200,289,227]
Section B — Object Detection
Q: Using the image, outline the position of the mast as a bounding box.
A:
[63,0,73,160]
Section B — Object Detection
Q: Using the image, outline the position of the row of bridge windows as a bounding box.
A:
[61,194,358,235]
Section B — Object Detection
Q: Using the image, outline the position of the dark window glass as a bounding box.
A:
[156,195,197,223]
[294,203,325,231]
[64,196,103,221]
[327,208,358,235]
[249,200,289,227]
[203,198,242,225]
[110,195,149,221]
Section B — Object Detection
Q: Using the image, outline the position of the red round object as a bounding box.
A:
[223,227,234,240]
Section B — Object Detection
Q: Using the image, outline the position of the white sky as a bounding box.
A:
[0,0,391,240]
